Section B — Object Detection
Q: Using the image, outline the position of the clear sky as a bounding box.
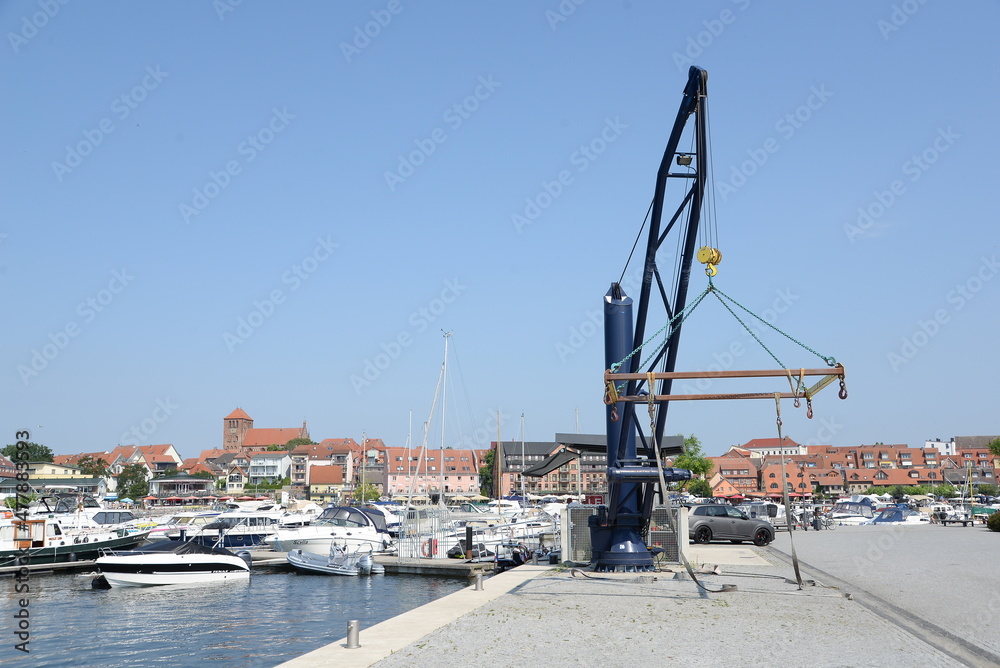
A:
[3,1,998,460]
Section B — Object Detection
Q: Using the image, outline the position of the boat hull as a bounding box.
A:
[286,548,385,576]
[97,554,250,587]
[0,530,150,567]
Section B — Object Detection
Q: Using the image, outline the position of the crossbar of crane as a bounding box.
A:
[605,367,845,402]
[605,367,843,382]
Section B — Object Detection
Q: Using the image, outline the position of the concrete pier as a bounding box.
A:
[278,526,1000,668]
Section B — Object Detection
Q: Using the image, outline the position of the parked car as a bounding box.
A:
[687,504,774,546]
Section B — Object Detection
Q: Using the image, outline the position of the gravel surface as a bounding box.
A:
[371,548,970,668]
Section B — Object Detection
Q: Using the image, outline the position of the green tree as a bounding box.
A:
[117,463,149,500]
[478,449,496,498]
[931,483,956,498]
[976,484,998,497]
[266,444,284,452]
[353,482,380,503]
[285,437,317,449]
[1,442,53,462]
[76,455,110,479]
[988,437,1000,458]
[688,478,712,498]
[191,471,215,480]
[160,468,179,477]
[673,434,714,484]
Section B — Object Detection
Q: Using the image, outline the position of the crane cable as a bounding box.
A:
[774,392,805,589]
[647,373,736,594]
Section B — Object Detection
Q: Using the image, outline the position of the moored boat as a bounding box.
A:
[0,515,150,567]
[265,506,393,556]
[287,542,385,576]
[96,539,251,587]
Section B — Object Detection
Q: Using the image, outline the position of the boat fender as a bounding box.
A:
[74,537,80,544]
[82,537,89,543]
[421,538,438,557]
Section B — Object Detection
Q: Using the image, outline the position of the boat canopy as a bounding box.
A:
[125,539,238,557]
[316,506,388,534]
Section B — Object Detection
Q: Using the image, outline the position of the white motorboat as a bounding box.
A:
[96,539,251,587]
[265,506,393,556]
[828,499,876,525]
[167,509,285,548]
[865,507,931,525]
[287,542,385,576]
[0,515,149,567]
[146,511,221,538]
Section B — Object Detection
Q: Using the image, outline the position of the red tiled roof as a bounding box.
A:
[225,408,253,420]
[199,449,228,461]
[243,428,305,447]
[740,438,800,449]
[309,466,344,485]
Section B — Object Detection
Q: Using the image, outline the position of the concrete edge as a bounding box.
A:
[276,564,556,668]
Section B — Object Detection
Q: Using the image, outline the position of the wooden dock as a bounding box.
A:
[375,556,495,577]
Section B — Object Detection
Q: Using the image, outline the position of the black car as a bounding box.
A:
[687,504,774,546]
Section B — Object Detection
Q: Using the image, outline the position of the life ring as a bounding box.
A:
[421,539,438,557]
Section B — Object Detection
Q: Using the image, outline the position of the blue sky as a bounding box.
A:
[3,1,998,460]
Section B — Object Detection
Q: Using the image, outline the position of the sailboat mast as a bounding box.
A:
[495,410,502,500]
[440,331,451,505]
[520,413,526,500]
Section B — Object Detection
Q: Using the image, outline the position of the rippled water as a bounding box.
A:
[2,567,467,667]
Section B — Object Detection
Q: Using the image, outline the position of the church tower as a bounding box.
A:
[223,408,253,452]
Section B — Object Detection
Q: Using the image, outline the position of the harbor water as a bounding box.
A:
[1,567,467,667]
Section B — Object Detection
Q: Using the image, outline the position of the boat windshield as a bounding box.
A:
[315,507,381,530]
[832,502,874,518]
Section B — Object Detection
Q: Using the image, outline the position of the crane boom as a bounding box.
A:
[590,66,708,572]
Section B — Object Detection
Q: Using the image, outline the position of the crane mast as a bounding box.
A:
[590,66,708,572]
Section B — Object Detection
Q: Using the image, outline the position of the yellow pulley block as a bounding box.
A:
[697,246,722,276]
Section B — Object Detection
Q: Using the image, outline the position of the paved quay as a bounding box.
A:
[278,526,1000,668]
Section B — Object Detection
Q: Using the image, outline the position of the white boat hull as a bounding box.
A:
[102,570,250,587]
[286,548,385,576]
[266,532,389,556]
[96,552,250,587]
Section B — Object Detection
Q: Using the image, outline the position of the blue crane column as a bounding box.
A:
[588,284,652,571]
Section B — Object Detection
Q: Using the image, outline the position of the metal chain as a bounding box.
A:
[710,282,838,367]
[609,285,713,397]
[708,285,787,370]
[610,284,713,375]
